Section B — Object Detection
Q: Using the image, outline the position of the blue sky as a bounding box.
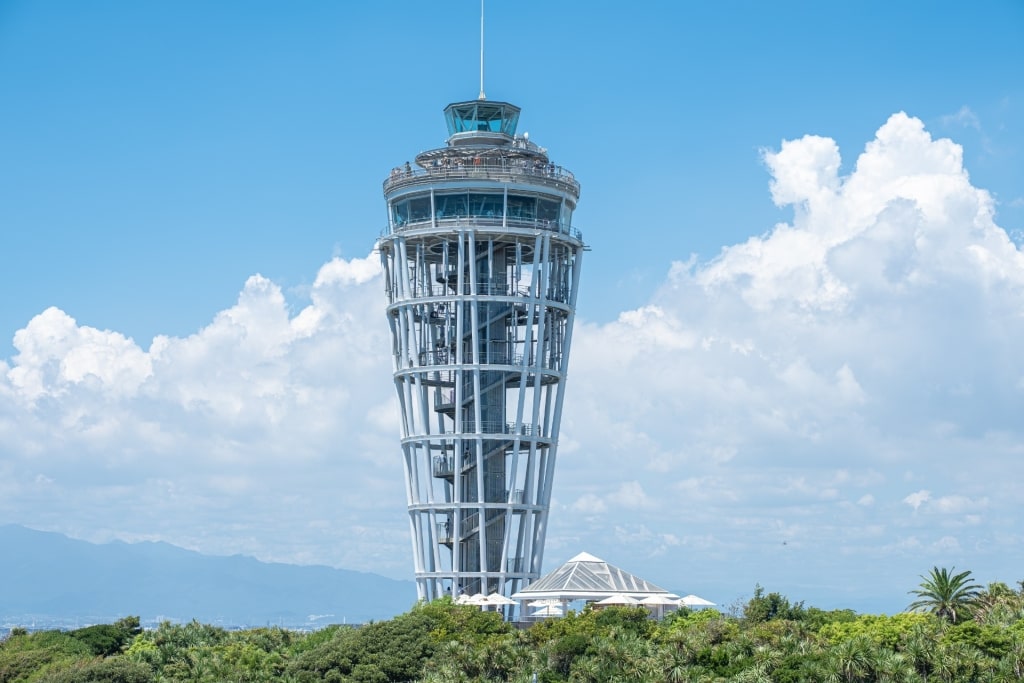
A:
[2,1,1023,615]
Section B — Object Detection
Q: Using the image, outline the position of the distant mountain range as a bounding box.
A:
[0,525,418,629]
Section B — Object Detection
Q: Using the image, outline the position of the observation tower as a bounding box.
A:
[377,98,584,603]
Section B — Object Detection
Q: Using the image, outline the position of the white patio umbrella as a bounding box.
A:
[595,594,640,606]
[485,593,517,606]
[640,594,679,618]
[679,594,716,608]
[640,595,679,606]
[457,593,490,606]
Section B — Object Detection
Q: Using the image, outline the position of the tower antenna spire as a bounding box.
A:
[478,0,486,100]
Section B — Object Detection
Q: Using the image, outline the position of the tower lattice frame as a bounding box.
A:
[377,99,584,602]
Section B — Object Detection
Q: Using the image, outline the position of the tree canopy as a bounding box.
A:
[2,571,1023,682]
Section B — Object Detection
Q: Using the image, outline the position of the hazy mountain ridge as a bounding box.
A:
[0,525,416,627]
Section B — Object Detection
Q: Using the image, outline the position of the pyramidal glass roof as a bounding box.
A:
[514,552,670,599]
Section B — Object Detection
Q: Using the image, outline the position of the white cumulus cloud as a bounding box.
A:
[0,254,405,574]
[552,112,1024,600]
[903,490,931,511]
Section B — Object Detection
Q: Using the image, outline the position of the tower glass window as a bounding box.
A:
[444,101,520,136]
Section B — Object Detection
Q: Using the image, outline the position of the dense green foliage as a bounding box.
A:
[3,572,1023,682]
[68,617,143,657]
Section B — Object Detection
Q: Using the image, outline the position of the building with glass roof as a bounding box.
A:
[376,98,585,607]
[511,552,674,603]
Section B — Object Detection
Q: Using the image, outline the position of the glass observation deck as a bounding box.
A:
[444,100,520,137]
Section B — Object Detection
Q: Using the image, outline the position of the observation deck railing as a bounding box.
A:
[383,159,580,196]
[412,349,561,373]
[433,455,456,478]
[418,349,541,367]
[436,280,532,297]
[417,421,549,439]
[454,421,547,437]
[381,216,583,242]
[411,421,549,441]
[387,280,570,303]
[434,390,456,413]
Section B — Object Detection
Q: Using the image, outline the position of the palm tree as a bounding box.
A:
[973,581,1024,626]
[871,650,915,683]
[907,566,981,624]
[998,636,1024,680]
[932,641,986,683]
[658,649,689,683]
[827,635,875,683]
[902,626,936,682]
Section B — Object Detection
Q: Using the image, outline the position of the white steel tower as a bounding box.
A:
[377,98,584,602]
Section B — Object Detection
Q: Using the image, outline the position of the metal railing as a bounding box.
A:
[434,390,456,411]
[389,281,570,303]
[459,421,546,437]
[432,455,455,478]
[402,354,561,377]
[383,160,580,195]
[418,349,536,367]
[383,218,584,243]
[390,282,530,298]
[439,279,533,297]
[382,215,583,242]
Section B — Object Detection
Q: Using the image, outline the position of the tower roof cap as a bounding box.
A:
[444,99,520,138]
